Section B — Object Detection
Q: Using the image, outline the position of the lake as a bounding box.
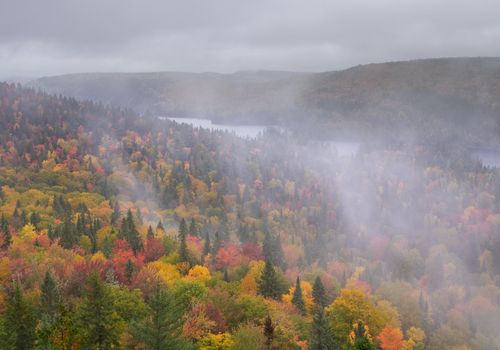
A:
[161,117,500,166]
[163,117,269,139]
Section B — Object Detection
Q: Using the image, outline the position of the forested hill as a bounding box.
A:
[31,57,500,146]
[1,82,500,349]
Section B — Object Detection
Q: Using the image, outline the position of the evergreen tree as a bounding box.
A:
[312,276,327,308]
[131,283,192,350]
[120,209,143,255]
[258,259,281,300]
[40,271,61,322]
[179,224,189,262]
[78,273,124,349]
[125,259,134,284]
[178,218,187,237]
[1,284,37,350]
[0,214,11,249]
[349,321,375,350]
[203,232,211,257]
[311,306,334,350]
[189,218,198,236]
[156,220,164,232]
[263,231,287,271]
[292,276,306,315]
[264,315,275,350]
[147,225,155,239]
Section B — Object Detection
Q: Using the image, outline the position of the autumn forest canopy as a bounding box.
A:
[0,75,499,350]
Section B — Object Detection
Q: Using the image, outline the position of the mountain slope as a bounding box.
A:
[31,57,500,145]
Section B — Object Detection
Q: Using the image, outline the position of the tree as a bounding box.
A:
[178,221,189,265]
[263,315,275,350]
[1,283,37,350]
[349,321,375,350]
[120,209,143,255]
[203,232,211,257]
[179,218,187,237]
[78,273,124,349]
[311,306,335,350]
[0,214,11,249]
[292,276,306,315]
[147,225,155,239]
[313,276,327,308]
[40,271,61,322]
[131,283,192,350]
[125,258,134,284]
[258,259,280,300]
[189,218,198,236]
[377,326,404,350]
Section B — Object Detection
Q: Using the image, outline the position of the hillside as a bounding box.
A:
[32,57,500,145]
[0,82,500,349]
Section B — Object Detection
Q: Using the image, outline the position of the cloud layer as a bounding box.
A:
[2,0,500,78]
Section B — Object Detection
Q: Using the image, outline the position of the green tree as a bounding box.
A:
[147,225,155,239]
[292,276,306,315]
[78,273,124,349]
[120,209,143,255]
[131,283,192,350]
[311,306,335,350]
[1,284,37,350]
[40,271,61,322]
[258,259,281,300]
[313,276,327,308]
[349,321,374,350]
[189,218,198,236]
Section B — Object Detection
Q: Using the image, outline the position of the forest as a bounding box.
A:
[0,82,499,349]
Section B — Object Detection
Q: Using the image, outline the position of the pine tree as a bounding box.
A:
[156,220,164,232]
[203,232,211,257]
[147,225,155,239]
[125,259,134,284]
[121,209,143,255]
[264,315,275,350]
[312,276,327,308]
[178,218,187,237]
[40,271,61,322]
[189,218,198,236]
[78,273,124,349]
[311,306,334,350]
[350,321,375,350]
[1,283,37,350]
[258,259,281,300]
[135,207,143,225]
[292,276,306,315]
[131,283,191,350]
[0,214,11,249]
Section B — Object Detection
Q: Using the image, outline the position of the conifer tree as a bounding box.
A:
[156,220,164,232]
[312,276,327,308]
[350,321,375,350]
[125,259,134,284]
[189,218,198,236]
[78,273,124,349]
[40,271,61,322]
[120,209,143,255]
[147,225,155,239]
[311,306,334,350]
[0,214,11,249]
[178,219,189,264]
[131,283,192,350]
[258,259,281,300]
[203,232,211,257]
[292,276,306,315]
[1,283,37,350]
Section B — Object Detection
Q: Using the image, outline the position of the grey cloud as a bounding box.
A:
[1,0,500,78]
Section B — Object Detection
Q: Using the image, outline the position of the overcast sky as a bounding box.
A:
[1,0,500,79]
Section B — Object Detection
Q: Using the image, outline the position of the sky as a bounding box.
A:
[1,0,500,79]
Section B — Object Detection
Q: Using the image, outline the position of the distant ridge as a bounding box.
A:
[30,57,500,146]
